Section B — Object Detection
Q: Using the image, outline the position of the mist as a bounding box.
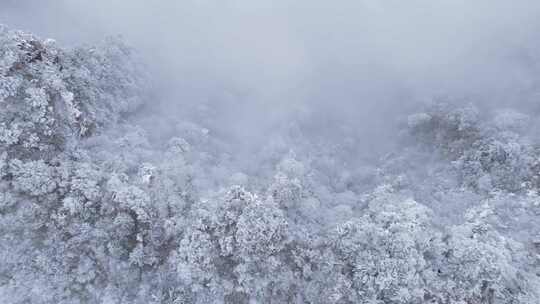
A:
[3,2,540,302]
[4,0,540,154]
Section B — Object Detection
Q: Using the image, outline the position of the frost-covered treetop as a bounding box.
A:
[0,25,147,161]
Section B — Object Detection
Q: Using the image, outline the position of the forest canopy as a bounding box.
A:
[1,13,540,304]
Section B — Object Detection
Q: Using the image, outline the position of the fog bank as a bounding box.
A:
[3,0,540,151]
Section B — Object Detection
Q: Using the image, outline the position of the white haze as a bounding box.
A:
[3,1,540,302]
[3,0,540,155]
